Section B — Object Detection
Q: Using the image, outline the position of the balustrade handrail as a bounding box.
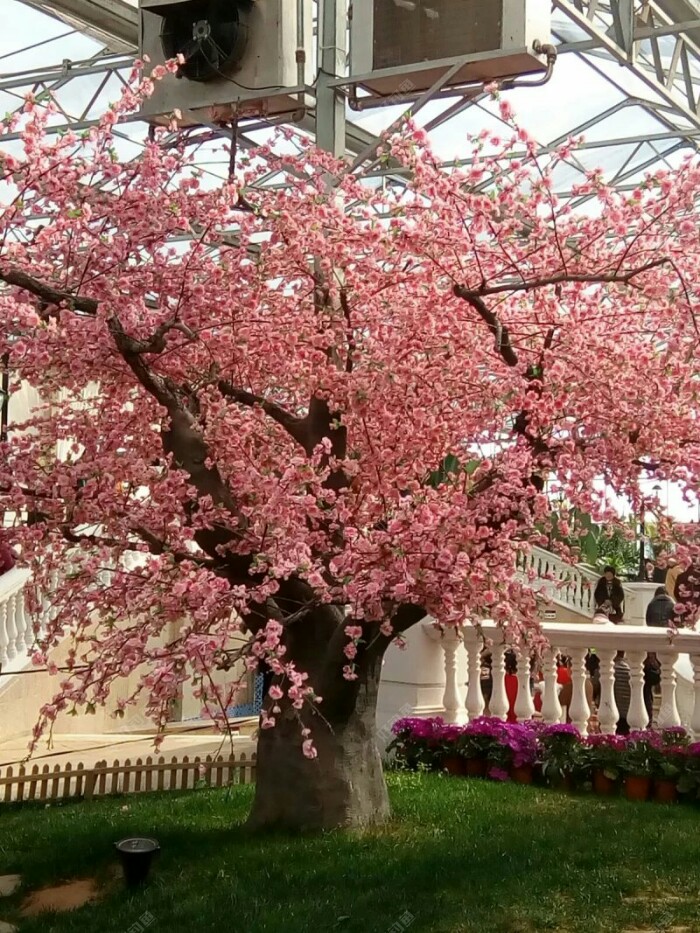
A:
[423,616,700,738]
[466,618,700,653]
[0,566,33,675]
[0,566,31,600]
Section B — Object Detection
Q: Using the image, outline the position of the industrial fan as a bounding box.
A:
[160,0,251,82]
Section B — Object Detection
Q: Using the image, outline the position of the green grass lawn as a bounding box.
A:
[2,772,700,933]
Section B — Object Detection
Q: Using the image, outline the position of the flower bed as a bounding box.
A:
[388,717,700,803]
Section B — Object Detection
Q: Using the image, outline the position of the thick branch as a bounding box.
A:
[453,284,518,367]
[217,380,310,451]
[0,267,98,315]
[467,257,673,299]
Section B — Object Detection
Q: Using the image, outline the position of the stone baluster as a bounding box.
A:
[4,594,17,662]
[13,592,30,656]
[596,648,618,735]
[489,643,509,722]
[567,647,590,735]
[626,651,648,731]
[464,636,485,722]
[0,601,9,667]
[541,648,562,724]
[690,654,700,741]
[514,651,535,722]
[657,650,681,728]
[440,631,467,725]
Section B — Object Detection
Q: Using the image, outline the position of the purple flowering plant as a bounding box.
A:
[537,724,583,782]
[387,716,446,768]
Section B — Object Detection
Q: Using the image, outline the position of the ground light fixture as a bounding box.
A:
[114,837,160,886]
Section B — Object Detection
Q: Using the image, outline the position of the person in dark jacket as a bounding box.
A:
[594,566,625,623]
[646,586,675,627]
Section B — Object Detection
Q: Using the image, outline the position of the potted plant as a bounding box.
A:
[388,716,445,771]
[482,722,538,784]
[583,734,624,795]
[677,741,700,801]
[440,724,466,776]
[458,717,504,777]
[651,728,690,803]
[538,724,582,791]
[620,731,659,802]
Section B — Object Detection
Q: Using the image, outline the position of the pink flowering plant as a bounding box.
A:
[6,63,700,830]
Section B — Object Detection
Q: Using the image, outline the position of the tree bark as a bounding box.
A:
[247,651,388,832]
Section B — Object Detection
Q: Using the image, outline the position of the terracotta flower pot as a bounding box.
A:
[511,765,534,785]
[464,757,487,778]
[624,775,652,802]
[592,770,616,796]
[550,773,575,793]
[653,778,678,804]
[443,755,465,776]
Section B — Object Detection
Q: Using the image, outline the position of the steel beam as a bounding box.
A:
[17,0,138,53]
[554,0,700,129]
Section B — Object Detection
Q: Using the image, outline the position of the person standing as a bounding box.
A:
[646,586,675,628]
[594,566,625,623]
[613,651,631,735]
[665,558,682,600]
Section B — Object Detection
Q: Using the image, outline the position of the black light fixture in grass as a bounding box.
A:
[114,837,160,886]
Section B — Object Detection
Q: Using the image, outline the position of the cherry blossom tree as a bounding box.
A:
[1,70,700,829]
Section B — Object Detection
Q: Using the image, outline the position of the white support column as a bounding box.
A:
[568,647,590,734]
[13,593,30,656]
[690,654,700,741]
[514,651,535,722]
[4,596,17,662]
[464,631,485,722]
[440,630,467,725]
[657,650,681,728]
[489,643,509,722]
[541,648,562,724]
[596,648,618,735]
[0,601,8,667]
[627,650,648,731]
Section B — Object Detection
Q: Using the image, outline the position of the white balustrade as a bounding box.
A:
[518,546,599,616]
[541,647,562,724]
[423,619,700,740]
[568,647,591,733]
[596,648,618,734]
[514,650,536,722]
[626,650,648,731]
[423,624,467,724]
[657,648,681,728]
[464,631,485,721]
[488,642,510,722]
[0,567,32,675]
[517,546,656,624]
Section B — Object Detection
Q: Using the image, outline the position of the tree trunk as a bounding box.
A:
[247,653,388,832]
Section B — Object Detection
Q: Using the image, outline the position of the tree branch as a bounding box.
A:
[217,380,310,451]
[0,267,98,315]
[453,284,518,367]
[466,257,673,299]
